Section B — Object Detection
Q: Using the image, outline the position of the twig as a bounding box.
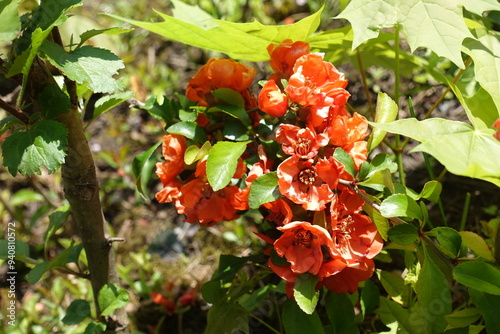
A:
[0,96,30,124]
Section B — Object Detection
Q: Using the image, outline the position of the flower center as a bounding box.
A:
[294,230,312,248]
[296,137,311,156]
[334,215,354,245]
[298,167,317,185]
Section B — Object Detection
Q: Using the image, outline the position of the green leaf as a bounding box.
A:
[167,121,207,143]
[458,231,495,261]
[419,181,442,203]
[0,239,30,260]
[84,321,106,334]
[98,283,129,316]
[211,88,245,108]
[205,301,249,334]
[377,270,409,305]
[463,28,500,112]
[334,147,355,176]
[388,224,419,245]
[368,92,399,152]
[432,227,461,259]
[0,116,23,136]
[363,202,389,241]
[207,141,249,191]
[184,141,211,165]
[132,140,162,198]
[361,280,380,318]
[358,168,394,192]
[358,153,398,180]
[248,172,280,209]
[38,85,70,119]
[326,291,357,333]
[445,307,481,329]
[468,289,500,334]
[369,118,500,187]
[209,105,251,127]
[223,121,250,141]
[293,273,319,315]
[453,261,500,295]
[142,95,179,125]
[44,205,71,251]
[170,0,218,29]
[78,27,134,47]
[27,243,75,284]
[10,189,44,206]
[1,120,68,176]
[380,194,422,220]
[337,0,473,67]
[283,299,325,334]
[108,5,323,61]
[92,91,134,120]
[416,245,451,334]
[62,299,91,325]
[41,41,124,93]
[376,298,421,334]
[0,0,21,42]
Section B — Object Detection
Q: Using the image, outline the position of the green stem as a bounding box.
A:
[459,192,471,231]
[394,28,400,108]
[356,49,375,119]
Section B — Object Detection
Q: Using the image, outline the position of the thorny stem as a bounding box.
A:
[356,49,375,119]
[339,179,407,225]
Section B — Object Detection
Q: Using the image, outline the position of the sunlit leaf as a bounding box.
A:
[388,224,419,245]
[207,141,249,191]
[98,283,129,316]
[283,299,324,334]
[445,307,481,329]
[248,172,280,209]
[293,273,319,315]
[368,92,399,152]
[453,261,500,295]
[0,0,21,42]
[468,289,500,334]
[458,231,495,261]
[380,194,422,220]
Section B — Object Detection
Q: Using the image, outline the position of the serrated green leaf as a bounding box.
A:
[388,224,419,245]
[98,283,129,316]
[62,299,91,325]
[78,27,134,47]
[248,172,280,209]
[458,231,495,261]
[207,141,249,191]
[445,307,481,328]
[453,261,500,295]
[38,85,70,119]
[337,0,473,67]
[293,273,319,315]
[205,301,249,334]
[1,120,68,176]
[369,118,500,187]
[368,92,399,152]
[416,245,451,334]
[108,5,323,61]
[93,91,134,120]
[283,299,325,334]
[0,0,21,42]
[380,194,422,220]
[468,289,500,334]
[167,121,207,143]
[132,140,162,198]
[170,0,218,29]
[432,227,461,259]
[41,41,124,93]
[419,180,442,203]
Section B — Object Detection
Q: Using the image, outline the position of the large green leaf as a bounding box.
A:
[132,140,162,198]
[416,245,451,333]
[282,299,325,334]
[326,291,358,334]
[41,41,124,93]
[205,301,249,334]
[368,92,399,152]
[97,283,129,316]
[1,120,68,176]
[376,298,422,334]
[62,299,91,325]
[293,273,319,315]
[207,141,249,191]
[0,0,21,42]
[468,289,500,334]
[369,118,500,187]
[453,261,500,295]
[458,231,495,261]
[337,0,477,67]
[380,194,422,220]
[248,172,280,209]
[388,224,419,245]
[107,5,323,61]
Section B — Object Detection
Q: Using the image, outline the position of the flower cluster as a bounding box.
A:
[155,40,383,296]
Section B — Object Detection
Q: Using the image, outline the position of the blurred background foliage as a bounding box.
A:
[0,0,499,333]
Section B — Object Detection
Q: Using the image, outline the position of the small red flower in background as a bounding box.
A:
[186,58,256,108]
[258,79,288,117]
[493,118,500,141]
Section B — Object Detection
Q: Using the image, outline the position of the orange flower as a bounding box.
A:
[493,118,500,141]
[320,258,375,294]
[258,79,289,117]
[155,134,186,204]
[277,155,342,211]
[263,199,293,226]
[151,292,177,315]
[285,53,349,127]
[274,221,336,275]
[276,124,328,159]
[267,39,310,78]
[186,58,256,108]
[328,113,369,168]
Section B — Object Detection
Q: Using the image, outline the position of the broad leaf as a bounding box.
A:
[419,181,442,203]
[108,5,323,61]
[453,261,500,295]
[337,0,474,67]
[293,273,319,315]
[388,224,419,245]
[27,243,75,284]
[248,172,280,209]
[92,91,134,120]
[334,147,355,176]
[468,289,500,334]
[98,283,129,316]
[458,231,495,261]
[432,227,462,259]
[205,301,249,334]
[326,291,357,333]
[358,153,398,180]
[38,85,70,119]
[380,194,422,220]
[132,140,162,197]
[167,121,207,143]
[369,118,500,187]
[62,299,91,325]
[376,298,421,334]
[44,205,71,252]
[1,120,68,175]
[184,141,211,165]
[282,299,324,334]
[445,307,481,329]
[0,0,21,42]
[207,141,249,191]
[78,27,134,47]
[41,41,124,93]
[368,92,399,152]
[363,202,389,241]
[361,280,380,318]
